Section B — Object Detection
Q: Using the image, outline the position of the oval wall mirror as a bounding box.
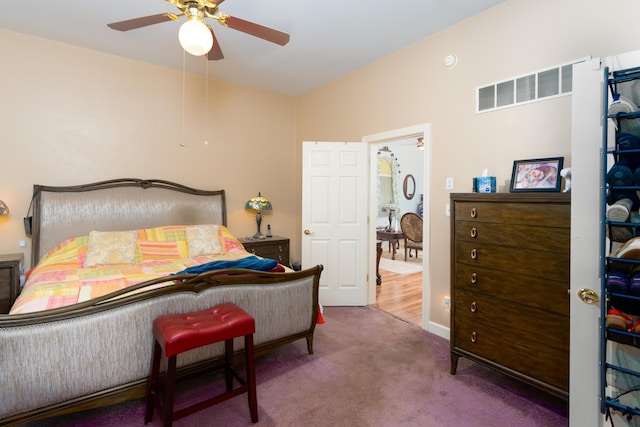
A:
[403,174,415,200]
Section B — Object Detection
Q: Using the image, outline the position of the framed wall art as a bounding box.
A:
[510,157,564,192]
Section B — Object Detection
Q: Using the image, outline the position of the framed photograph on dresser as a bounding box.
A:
[509,157,564,192]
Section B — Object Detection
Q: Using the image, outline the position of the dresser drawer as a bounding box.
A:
[455,220,569,253]
[455,241,569,282]
[249,246,289,264]
[454,289,569,352]
[240,237,290,266]
[455,263,569,315]
[454,201,570,227]
[453,319,569,391]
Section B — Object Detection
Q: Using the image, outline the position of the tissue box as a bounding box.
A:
[473,176,496,193]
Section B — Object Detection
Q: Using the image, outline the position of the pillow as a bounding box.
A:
[138,240,188,261]
[84,230,138,267]
[185,225,224,257]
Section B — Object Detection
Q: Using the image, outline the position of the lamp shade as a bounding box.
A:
[179,17,213,56]
[246,193,272,239]
[0,200,7,215]
[245,193,272,211]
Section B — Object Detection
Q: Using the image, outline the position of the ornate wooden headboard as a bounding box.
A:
[29,178,226,265]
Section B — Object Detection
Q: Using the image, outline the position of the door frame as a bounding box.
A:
[363,123,431,330]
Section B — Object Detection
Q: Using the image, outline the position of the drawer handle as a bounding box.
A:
[470,227,477,238]
[470,301,477,313]
[470,331,477,343]
[470,272,478,284]
[470,208,477,218]
[470,248,477,259]
[278,246,283,252]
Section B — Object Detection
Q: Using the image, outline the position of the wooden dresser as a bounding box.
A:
[449,193,570,399]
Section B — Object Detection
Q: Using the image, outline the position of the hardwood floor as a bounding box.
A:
[371,268,422,327]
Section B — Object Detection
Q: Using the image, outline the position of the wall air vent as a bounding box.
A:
[476,59,587,113]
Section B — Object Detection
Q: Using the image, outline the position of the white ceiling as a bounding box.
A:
[0,0,505,96]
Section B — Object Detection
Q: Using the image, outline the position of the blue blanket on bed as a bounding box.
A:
[174,256,278,275]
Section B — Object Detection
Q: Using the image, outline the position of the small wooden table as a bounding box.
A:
[376,230,404,260]
[238,236,290,266]
[0,253,23,314]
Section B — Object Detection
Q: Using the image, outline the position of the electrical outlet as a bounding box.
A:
[444,296,451,312]
[445,177,454,190]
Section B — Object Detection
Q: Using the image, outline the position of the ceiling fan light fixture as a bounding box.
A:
[178,16,213,56]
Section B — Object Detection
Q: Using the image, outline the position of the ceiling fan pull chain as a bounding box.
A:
[204,56,209,145]
[180,49,186,148]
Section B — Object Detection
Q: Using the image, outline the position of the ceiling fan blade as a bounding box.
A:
[207,28,224,60]
[224,16,290,46]
[107,14,173,31]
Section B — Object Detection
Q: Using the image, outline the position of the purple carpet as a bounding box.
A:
[27,306,568,426]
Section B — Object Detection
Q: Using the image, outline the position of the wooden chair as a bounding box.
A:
[400,212,423,261]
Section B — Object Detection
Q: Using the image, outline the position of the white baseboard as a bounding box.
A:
[426,321,450,341]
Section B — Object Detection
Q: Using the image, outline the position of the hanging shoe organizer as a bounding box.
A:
[602,65,640,420]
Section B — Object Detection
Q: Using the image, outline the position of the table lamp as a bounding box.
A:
[245,193,272,239]
[385,203,399,232]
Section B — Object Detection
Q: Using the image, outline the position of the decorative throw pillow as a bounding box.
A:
[84,230,138,267]
[138,240,188,261]
[185,225,224,257]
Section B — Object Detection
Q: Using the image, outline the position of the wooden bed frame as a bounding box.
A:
[0,179,322,426]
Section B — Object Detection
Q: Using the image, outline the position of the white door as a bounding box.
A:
[571,51,640,426]
[571,57,605,427]
[301,141,368,306]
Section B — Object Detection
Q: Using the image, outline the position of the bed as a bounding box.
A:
[0,178,323,426]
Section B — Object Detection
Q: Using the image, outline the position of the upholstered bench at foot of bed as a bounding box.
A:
[145,303,258,426]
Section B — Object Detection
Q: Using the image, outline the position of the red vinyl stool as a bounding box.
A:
[144,303,258,427]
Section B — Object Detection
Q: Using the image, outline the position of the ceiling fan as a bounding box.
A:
[107,0,290,60]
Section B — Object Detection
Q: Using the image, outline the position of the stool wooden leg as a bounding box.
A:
[145,341,162,424]
[225,338,234,392]
[163,355,177,427]
[245,334,258,423]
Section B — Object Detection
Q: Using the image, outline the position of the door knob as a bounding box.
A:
[304,229,312,235]
[578,288,600,304]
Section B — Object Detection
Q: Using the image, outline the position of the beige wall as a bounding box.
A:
[295,0,640,327]
[0,30,297,268]
[3,0,640,329]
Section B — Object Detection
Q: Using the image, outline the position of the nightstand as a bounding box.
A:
[239,236,290,266]
[0,253,24,314]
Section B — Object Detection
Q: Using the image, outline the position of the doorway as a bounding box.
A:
[363,124,431,330]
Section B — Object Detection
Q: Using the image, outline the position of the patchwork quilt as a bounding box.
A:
[10,225,268,315]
